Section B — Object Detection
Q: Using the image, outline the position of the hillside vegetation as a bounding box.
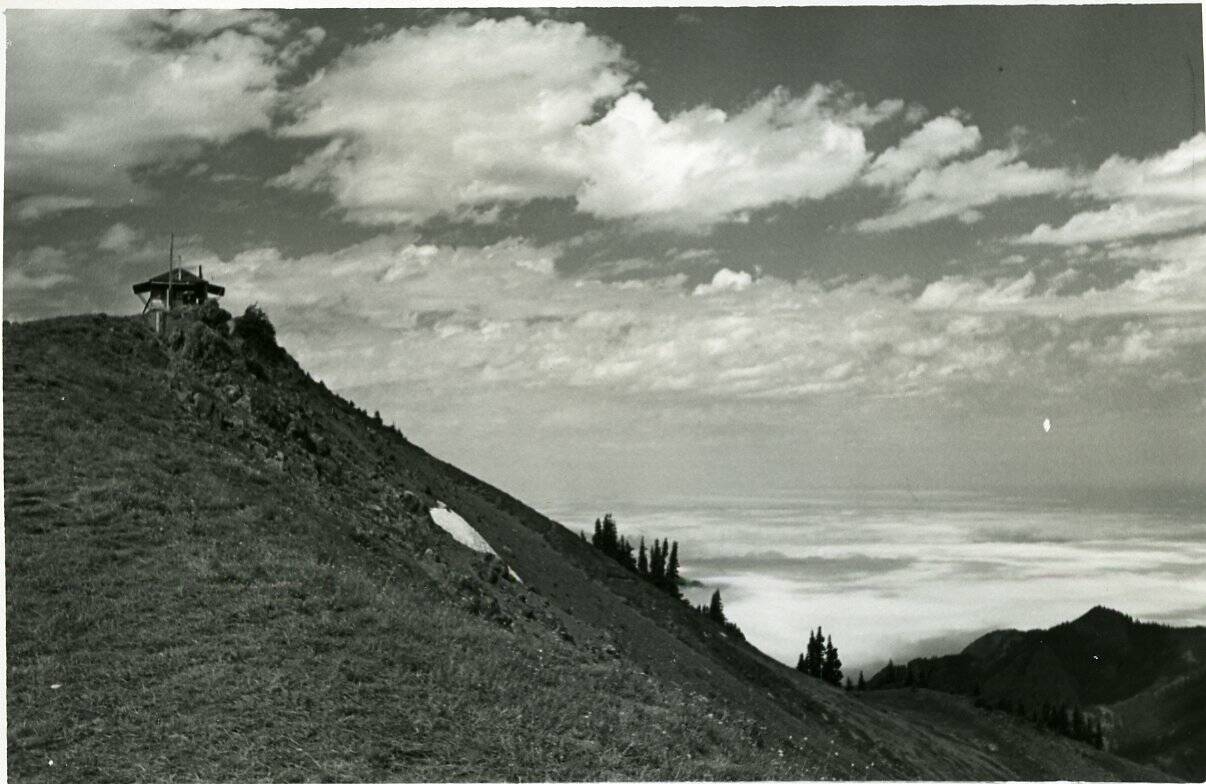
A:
[868,606,1206,780]
[4,306,1176,782]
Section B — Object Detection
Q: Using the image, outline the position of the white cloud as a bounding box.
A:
[98,223,144,254]
[6,10,291,206]
[275,16,886,230]
[693,268,754,296]
[859,147,1073,232]
[12,195,95,222]
[4,247,74,291]
[574,87,871,230]
[274,15,632,225]
[915,232,1206,318]
[914,272,1038,311]
[862,114,981,189]
[1019,133,1206,245]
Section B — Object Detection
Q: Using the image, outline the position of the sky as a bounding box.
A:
[5,6,1206,505]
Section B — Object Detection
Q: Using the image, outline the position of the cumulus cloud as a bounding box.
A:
[1019,133,1206,245]
[275,16,889,230]
[862,114,981,189]
[5,10,294,209]
[274,15,632,225]
[693,268,754,296]
[859,147,1073,232]
[574,87,871,229]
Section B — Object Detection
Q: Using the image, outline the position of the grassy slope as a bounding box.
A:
[4,310,1174,782]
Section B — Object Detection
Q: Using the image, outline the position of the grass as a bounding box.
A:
[3,313,803,782]
[4,310,1175,782]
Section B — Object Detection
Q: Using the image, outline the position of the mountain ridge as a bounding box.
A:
[3,306,1177,781]
[869,604,1206,779]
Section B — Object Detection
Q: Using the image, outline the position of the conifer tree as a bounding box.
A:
[619,535,636,571]
[845,676,853,691]
[822,635,842,686]
[857,671,866,691]
[601,513,619,555]
[708,589,725,623]
[650,539,664,582]
[592,518,602,547]
[666,541,680,593]
[797,653,806,672]
[807,627,825,678]
[637,537,648,575]
[885,659,896,685]
[802,630,816,675]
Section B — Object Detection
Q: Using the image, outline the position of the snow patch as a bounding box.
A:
[429,502,522,583]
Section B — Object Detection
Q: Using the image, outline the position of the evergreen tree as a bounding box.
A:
[797,653,806,672]
[885,659,896,685]
[807,627,825,678]
[802,630,816,676]
[845,676,853,691]
[665,541,680,593]
[857,671,866,691]
[601,513,619,555]
[822,635,842,686]
[708,589,725,623]
[637,537,648,575]
[618,535,636,571]
[592,518,602,547]
[650,539,664,582]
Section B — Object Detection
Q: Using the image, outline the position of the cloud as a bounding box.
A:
[274,15,632,225]
[862,114,981,189]
[915,232,1206,320]
[275,16,886,230]
[574,86,871,230]
[915,272,1038,311]
[1019,133,1206,245]
[693,268,753,296]
[4,247,75,291]
[859,147,1073,232]
[5,10,292,208]
[98,223,144,254]
[205,229,1203,419]
[11,195,95,222]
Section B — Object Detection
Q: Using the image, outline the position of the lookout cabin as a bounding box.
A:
[133,265,225,314]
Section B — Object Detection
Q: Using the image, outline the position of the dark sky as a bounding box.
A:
[5,6,1204,501]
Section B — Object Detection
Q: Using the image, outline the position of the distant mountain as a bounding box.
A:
[3,307,1174,781]
[869,606,1206,779]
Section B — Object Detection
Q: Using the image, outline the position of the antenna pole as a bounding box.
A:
[167,233,174,310]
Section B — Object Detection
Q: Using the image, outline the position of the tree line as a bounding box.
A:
[587,513,743,639]
[590,513,682,594]
[875,662,1106,749]
[973,692,1105,749]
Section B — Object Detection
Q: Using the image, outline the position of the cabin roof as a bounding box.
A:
[132,268,225,297]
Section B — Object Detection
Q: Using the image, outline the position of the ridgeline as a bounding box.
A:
[4,305,1176,781]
